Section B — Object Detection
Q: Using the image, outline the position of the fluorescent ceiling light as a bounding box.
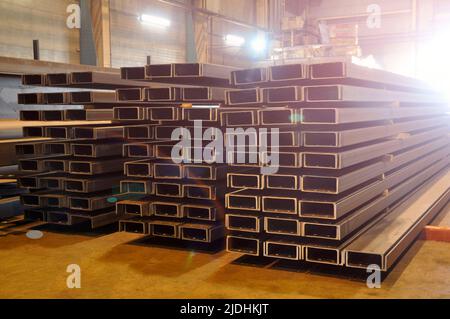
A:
[139,14,171,28]
[224,34,245,47]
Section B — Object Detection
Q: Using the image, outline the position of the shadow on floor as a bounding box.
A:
[228,236,427,286]
[32,221,119,237]
[231,255,370,282]
[98,236,227,278]
[127,236,225,255]
[0,219,119,250]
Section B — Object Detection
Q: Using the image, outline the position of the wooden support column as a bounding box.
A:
[91,0,111,67]
[192,0,209,64]
[255,0,269,29]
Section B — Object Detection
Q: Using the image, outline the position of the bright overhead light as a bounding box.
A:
[139,14,171,28]
[224,34,245,47]
[352,55,380,69]
[251,35,267,53]
[416,26,450,99]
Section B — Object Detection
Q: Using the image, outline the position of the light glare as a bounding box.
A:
[251,36,267,53]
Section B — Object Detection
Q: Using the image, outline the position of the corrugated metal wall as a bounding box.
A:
[0,0,263,67]
[109,0,187,67]
[0,0,80,63]
[206,0,266,67]
[1,0,446,73]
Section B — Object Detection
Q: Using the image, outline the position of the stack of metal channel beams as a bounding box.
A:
[116,63,236,245]
[16,71,163,228]
[224,60,450,272]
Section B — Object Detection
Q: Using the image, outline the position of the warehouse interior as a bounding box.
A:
[0,0,450,300]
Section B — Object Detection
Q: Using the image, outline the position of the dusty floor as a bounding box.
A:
[0,205,449,299]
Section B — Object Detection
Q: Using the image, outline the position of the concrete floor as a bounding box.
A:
[1,205,449,299]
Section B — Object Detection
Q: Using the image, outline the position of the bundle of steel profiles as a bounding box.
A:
[17,65,235,232]
[121,63,236,87]
[117,105,228,243]
[224,59,450,272]
[116,63,239,245]
[16,59,450,276]
[17,72,137,227]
